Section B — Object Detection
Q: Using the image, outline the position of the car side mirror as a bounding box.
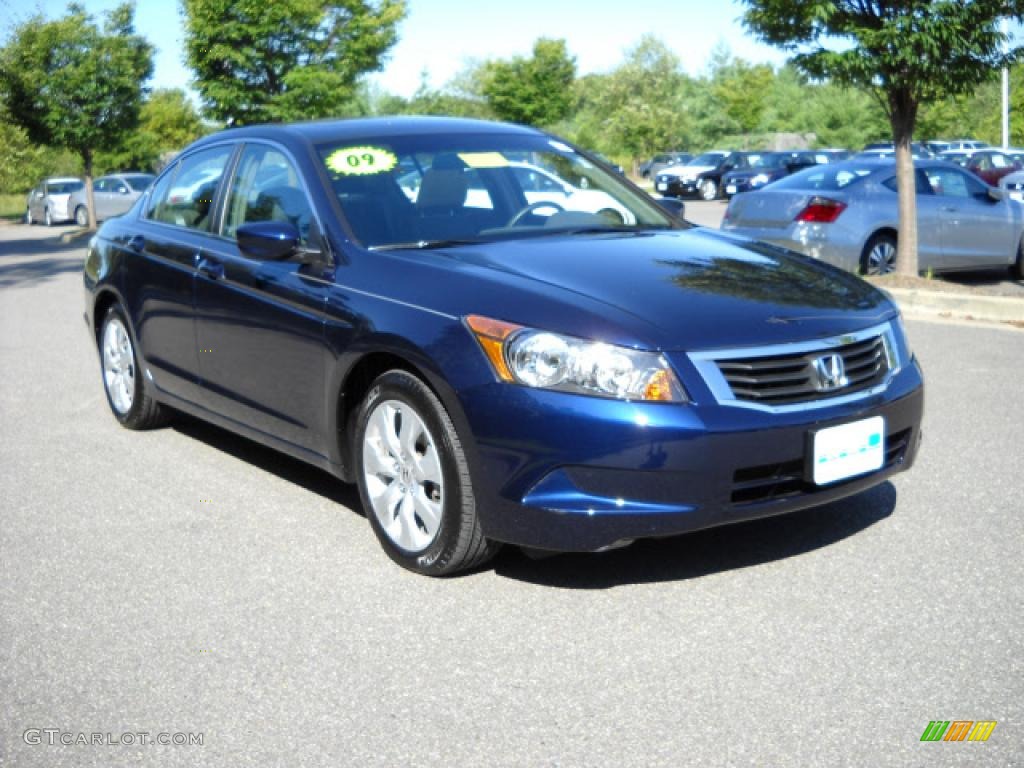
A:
[987,186,1006,202]
[656,197,686,220]
[237,221,301,260]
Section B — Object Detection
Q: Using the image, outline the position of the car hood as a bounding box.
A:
[434,228,894,351]
[661,165,715,179]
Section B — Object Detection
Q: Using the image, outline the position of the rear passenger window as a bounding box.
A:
[146,145,234,231]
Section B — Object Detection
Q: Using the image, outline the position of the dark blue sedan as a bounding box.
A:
[83,117,924,575]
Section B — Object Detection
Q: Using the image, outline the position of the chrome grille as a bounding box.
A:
[715,334,889,405]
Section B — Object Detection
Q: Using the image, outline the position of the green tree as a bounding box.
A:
[182,0,406,125]
[0,3,153,228]
[711,55,776,136]
[97,88,208,173]
[480,38,576,127]
[742,0,1024,276]
[574,36,692,166]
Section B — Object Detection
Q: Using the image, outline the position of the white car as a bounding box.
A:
[25,177,84,226]
[998,168,1024,201]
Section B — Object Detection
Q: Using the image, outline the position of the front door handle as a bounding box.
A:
[941,206,958,213]
[197,257,224,280]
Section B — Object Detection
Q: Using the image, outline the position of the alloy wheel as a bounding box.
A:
[102,316,135,414]
[700,180,718,201]
[867,241,897,275]
[362,399,444,553]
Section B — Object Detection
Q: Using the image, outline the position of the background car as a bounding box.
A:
[945,138,989,151]
[656,151,750,200]
[721,151,817,198]
[24,177,84,226]
[68,172,155,226]
[640,152,692,179]
[856,142,934,160]
[963,149,1021,186]
[938,149,974,167]
[722,158,1024,277]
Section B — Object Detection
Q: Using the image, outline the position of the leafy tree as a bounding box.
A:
[711,55,776,135]
[0,3,153,228]
[742,0,1024,276]
[480,38,576,127]
[182,0,406,125]
[0,111,81,195]
[573,36,693,166]
[97,88,208,173]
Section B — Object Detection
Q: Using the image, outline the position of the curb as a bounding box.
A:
[882,286,1024,325]
[58,228,93,244]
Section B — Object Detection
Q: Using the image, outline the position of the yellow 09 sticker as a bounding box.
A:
[326,146,398,176]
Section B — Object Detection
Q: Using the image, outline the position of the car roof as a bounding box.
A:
[189,116,544,153]
[45,177,81,183]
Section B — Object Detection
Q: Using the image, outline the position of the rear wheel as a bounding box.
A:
[98,304,168,430]
[75,206,88,227]
[354,370,498,576]
[699,178,718,201]
[44,208,53,227]
[25,209,33,225]
[861,233,898,276]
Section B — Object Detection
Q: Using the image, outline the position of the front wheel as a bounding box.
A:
[98,305,168,430]
[699,179,718,201]
[1013,236,1024,280]
[25,209,33,225]
[861,233,898,276]
[354,370,498,576]
[75,206,88,227]
[44,208,53,227]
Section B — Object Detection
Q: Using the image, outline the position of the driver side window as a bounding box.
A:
[223,145,314,244]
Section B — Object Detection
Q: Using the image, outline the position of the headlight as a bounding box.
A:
[751,174,770,186]
[465,315,687,402]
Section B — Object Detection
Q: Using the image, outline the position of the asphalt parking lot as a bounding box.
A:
[1,222,1022,767]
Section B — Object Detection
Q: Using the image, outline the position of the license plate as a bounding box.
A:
[1011,191,1023,202]
[726,185,737,195]
[657,182,667,191]
[811,416,885,485]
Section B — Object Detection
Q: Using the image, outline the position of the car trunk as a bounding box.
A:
[725,190,827,230]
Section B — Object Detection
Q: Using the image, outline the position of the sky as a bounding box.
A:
[7,0,788,100]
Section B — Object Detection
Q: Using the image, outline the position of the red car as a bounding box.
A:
[965,150,1021,186]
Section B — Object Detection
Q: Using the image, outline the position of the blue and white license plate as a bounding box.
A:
[812,416,885,485]
[657,182,667,191]
[726,184,737,195]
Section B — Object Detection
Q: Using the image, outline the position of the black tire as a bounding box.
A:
[354,370,499,576]
[1013,237,1024,280]
[860,233,898,276]
[98,304,168,430]
[44,208,53,227]
[75,206,88,227]
[597,207,624,225]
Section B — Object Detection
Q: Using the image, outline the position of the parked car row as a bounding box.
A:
[24,173,154,226]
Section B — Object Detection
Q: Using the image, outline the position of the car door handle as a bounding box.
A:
[941,206,958,212]
[197,257,224,280]
[126,235,145,252]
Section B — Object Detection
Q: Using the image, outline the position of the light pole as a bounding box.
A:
[1003,18,1010,149]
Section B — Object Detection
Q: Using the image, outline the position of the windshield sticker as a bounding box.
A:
[548,140,574,153]
[326,146,398,176]
[457,152,509,168]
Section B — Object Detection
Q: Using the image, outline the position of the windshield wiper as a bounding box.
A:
[369,238,483,251]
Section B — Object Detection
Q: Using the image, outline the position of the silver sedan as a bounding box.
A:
[67,172,155,226]
[722,159,1024,277]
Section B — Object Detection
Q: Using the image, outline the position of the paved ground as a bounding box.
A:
[1,222,1023,767]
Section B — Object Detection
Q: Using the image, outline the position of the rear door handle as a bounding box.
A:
[197,257,224,280]
[126,235,145,252]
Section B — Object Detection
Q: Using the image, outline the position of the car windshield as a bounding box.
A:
[316,133,674,249]
[746,153,785,169]
[771,163,876,191]
[688,153,725,166]
[47,181,83,194]
[124,175,155,191]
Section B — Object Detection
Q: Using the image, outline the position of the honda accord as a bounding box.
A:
[83,117,924,575]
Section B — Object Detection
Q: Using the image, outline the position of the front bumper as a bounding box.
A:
[654,176,698,198]
[460,360,924,551]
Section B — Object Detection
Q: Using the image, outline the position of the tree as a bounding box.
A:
[480,38,577,127]
[709,51,776,136]
[182,0,406,125]
[742,1,1024,276]
[0,3,153,228]
[573,36,692,165]
[97,88,208,173]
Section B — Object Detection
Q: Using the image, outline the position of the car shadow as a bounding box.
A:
[0,256,84,288]
[493,482,897,589]
[0,228,89,288]
[169,412,363,512]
